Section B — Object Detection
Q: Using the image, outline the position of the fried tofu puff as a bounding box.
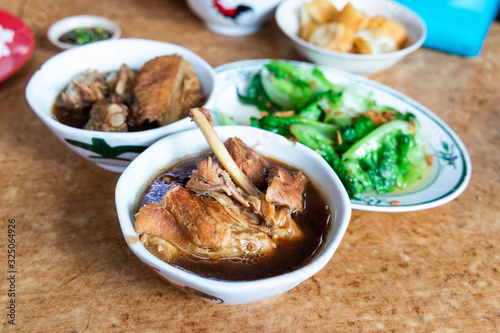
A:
[298,1,407,55]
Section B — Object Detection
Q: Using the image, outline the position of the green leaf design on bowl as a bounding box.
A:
[352,195,391,206]
[437,140,458,169]
[65,138,148,161]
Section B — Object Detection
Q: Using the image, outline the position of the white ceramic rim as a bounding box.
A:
[25,38,216,142]
[209,59,472,212]
[47,15,121,50]
[115,126,351,295]
[275,0,427,60]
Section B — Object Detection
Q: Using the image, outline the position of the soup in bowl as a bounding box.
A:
[115,124,351,305]
[25,38,216,172]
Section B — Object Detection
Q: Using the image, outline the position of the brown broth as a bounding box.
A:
[52,97,160,132]
[138,153,331,282]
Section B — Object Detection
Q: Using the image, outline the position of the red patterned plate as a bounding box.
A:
[0,10,35,83]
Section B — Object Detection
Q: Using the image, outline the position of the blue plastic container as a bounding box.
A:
[396,0,500,56]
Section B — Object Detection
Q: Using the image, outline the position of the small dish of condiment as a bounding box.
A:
[47,15,121,50]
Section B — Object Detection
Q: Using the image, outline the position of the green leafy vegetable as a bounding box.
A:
[341,120,427,194]
[290,124,370,196]
[236,61,430,198]
[253,115,337,137]
[238,72,281,112]
[335,115,377,153]
[299,96,324,120]
[259,61,333,110]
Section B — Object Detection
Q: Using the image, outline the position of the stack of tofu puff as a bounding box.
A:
[299,0,407,54]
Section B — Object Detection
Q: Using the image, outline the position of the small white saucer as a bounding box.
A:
[47,15,121,50]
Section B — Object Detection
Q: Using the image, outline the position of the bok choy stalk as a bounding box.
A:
[240,61,343,111]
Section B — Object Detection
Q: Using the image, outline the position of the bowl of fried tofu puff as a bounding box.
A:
[115,109,352,304]
[276,0,426,75]
[26,38,216,172]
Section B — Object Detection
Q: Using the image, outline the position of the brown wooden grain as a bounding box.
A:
[0,0,499,331]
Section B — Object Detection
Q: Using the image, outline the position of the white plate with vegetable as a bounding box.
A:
[206,59,471,212]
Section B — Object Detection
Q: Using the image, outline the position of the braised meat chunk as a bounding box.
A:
[266,166,307,212]
[84,96,129,132]
[106,63,137,100]
[186,156,249,207]
[163,185,232,250]
[134,54,204,126]
[135,202,191,249]
[60,69,107,110]
[225,137,266,189]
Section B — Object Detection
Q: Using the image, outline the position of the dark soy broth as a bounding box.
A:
[138,153,332,281]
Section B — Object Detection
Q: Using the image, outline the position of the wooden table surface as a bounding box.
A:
[1,0,499,331]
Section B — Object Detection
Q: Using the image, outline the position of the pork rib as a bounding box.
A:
[84,96,129,132]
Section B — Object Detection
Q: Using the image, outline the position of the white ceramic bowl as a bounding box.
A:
[47,15,121,50]
[186,0,283,36]
[115,125,351,305]
[276,0,426,75]
[26,38,216,173]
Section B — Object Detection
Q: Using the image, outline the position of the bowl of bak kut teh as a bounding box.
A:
[25,38,216,172]
[115,108,351,305]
